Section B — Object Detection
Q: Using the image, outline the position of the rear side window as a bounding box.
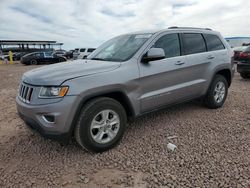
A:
[87,48,95,52]
[203,34,225,51]
[183,33,206,55]
[80,48,86,52]
[154,33,180,58]
[44,51,53,56]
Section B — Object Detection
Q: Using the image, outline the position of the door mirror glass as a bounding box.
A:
[142,48,165,62]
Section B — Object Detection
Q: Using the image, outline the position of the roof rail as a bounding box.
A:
[168,26,212,31]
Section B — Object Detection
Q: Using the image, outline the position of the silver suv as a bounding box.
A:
[16,27,235,152]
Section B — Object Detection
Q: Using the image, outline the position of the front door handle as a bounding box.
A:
[175,61,185,65]
[207,55,215,59]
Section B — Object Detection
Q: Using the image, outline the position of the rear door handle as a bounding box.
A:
[207,55,215,59]
[175,61,185,65]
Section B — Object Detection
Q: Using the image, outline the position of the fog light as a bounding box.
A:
[43,115,55,123]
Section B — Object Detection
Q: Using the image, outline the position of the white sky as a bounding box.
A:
[0,0,250,50]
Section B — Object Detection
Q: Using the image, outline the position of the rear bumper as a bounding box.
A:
[237,62,250,73]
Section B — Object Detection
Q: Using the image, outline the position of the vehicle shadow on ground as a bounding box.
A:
[12,99,205,156]
[240,78,250,82]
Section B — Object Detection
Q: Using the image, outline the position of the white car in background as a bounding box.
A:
[73,48,96,59]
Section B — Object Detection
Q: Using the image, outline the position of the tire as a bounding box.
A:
[74,97,127,152]
[59,58,65,62]
[204,75,228,109]
[240,73,250,79]
[30,59,38,65]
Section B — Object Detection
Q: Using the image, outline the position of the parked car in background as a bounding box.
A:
[72,48,79,59]
[236,46,250,78]
[12,52,28,61]
[17,27,234,152]
[232,46,248,62]
[0,54,10,61]
[0,52,25,61]
[73,48,96,59]
[53,50,67,57]
[65,50,74,59]
[20,51,67,65]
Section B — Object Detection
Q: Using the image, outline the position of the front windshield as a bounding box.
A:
[89,34,152,62]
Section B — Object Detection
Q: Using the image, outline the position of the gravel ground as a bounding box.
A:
[0,64,249,188]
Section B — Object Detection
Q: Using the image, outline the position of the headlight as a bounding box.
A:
[39,86,69,98]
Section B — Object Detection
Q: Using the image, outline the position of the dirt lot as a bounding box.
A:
[0,64,249,188]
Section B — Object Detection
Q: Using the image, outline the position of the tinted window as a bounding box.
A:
[203,34,225,51]
[80,48,86,52]
[183,33,206,55]
[35,53,44,57]
[154,33,180,58]
[87,48,95,52]
[44,51,53,57]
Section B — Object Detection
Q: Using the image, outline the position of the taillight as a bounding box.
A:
[239,52,250,58]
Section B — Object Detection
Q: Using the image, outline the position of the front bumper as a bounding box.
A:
[237,62,250,74]
[16,95,79,142]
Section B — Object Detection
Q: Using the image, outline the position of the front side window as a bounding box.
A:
[203,34,225,51]
[89,34,151,62]
[80,48,86,52]
[183,33,206,55]
[154,33,180,58]
[35,53,44,57]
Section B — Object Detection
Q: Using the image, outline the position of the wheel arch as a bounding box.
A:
[215,69,232,87]
[69,90,135,136]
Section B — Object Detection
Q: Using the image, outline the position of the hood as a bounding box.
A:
[22,59,121,85]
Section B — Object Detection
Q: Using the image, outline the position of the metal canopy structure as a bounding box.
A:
[0,40,63,52]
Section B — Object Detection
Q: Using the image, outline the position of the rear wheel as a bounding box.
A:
[74,97,127,152]
[59,58,65,62]
[240,73,250,79]
[204,75,228,109]
[30,59,38,65]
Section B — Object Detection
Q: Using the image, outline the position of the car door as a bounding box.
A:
[36,52,44,63]
[138,32,207,113]
[44,51,54,63]
[203,33,228,65]
[180,32,214,96]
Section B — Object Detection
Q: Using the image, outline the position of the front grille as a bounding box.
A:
[18,83,34,103]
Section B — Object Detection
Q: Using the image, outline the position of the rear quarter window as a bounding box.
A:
[182,33,206,55]
[203,34,225,51]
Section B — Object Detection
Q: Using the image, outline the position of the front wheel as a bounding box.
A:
[204,75,228,109]
[74,97,127,152]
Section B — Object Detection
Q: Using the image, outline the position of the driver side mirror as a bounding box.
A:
[142,48,165,62]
